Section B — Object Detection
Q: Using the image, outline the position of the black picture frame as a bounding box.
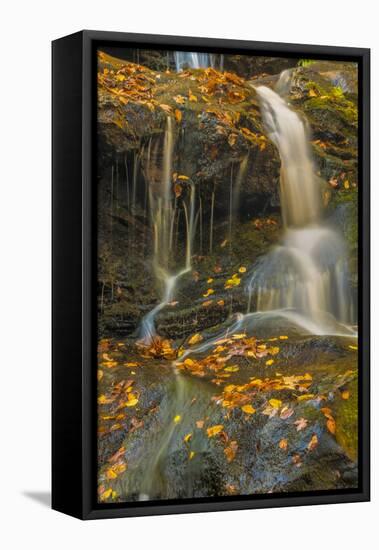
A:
[52,30,370,520]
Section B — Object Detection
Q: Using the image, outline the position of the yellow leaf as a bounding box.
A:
[126,394,138,407]
[269,346,280,355]
[238,266,247,273]
[173,95,186,105]
[97,369,103,381]
[174,415,181,424]
[265,359,274,366]
[269,399,282,409]
[189,451,195,460]
[297,394,315,402]
[177,174,189,181]
[174,109,182,123]
[307,434,318,451]
[217,299,225,306]
[348,345,358,351]
[207,277,214,283]
[183,433,192,443]
[125,362,139,367]
[106,468,118,480]
[341,390,350,400]
[344,180,350,189]
[98,394,112,405]
[232,333,246,340]
[203,288,215,298]
[188,89,198,102]
[279,438,288,450]
[241,404,256,415]
[206,425,223,437]
[327,418,336,435]
[188,333,203,345]
[224,365,239,372]
[202,300,214,307]
[100,488,113,501]
[279,335,288,340]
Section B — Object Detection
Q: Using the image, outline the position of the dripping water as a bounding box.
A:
[140,117,196,342]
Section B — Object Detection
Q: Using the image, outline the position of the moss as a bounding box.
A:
[334,377,358,461]
[298,59,316,68]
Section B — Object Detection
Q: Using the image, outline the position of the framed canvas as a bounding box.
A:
[52,30,370,520]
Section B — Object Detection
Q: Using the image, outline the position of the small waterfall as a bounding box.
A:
[245,84,355,334]
[174,51,224,72]
[140,117,196,342]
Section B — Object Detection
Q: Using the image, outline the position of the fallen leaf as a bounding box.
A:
[224,440,238,462]
[224,365,239,372]
[238,266,247,273]
[269,399,282,409]
[341,390,350,400]
[207,425,224,438]
[280,406,294,420]
[294,417,308,431]
[279,438,288,450]
[265,359,274,366]
[326,418,336,435]
[188,333,203,345]
[183,433,192,443]
[297,394,315,402]
[203,288,214,298]
[174,109,182,123]
[307,434,318,451]
[174,415,181,424]
[241,404,256,415]
[196,420,204,429]
[189,451,195,460]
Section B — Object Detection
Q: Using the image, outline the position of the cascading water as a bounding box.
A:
[174,51,224,72]
[140,117,196,343]
[245,84,355,335]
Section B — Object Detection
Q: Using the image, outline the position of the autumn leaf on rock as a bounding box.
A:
[224,440,238,463]
[241,404,256,415]
[183,433,192,443]
[280,406,294,420]
[326,418,336,435]
[294,417,308,431]
[207,425,224,438]
[203,288,214,298]
[279,438,288,451]
[307,434,318,452]
[188,333,203,345]
[174,109,182,123]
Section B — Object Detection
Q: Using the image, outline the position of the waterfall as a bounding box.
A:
[174,51,224,72]
[140,117,196,342]
[245,84,355,334]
